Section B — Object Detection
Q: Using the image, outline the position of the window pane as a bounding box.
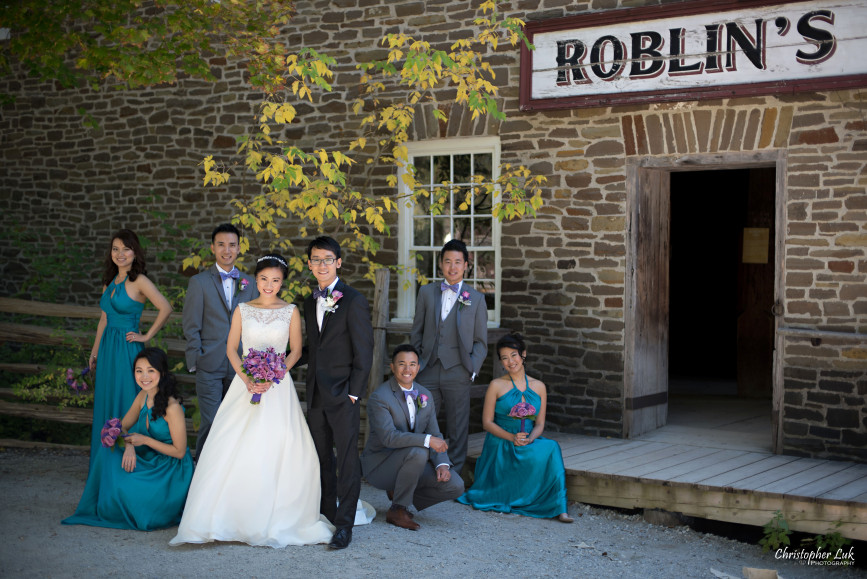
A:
[474,250,496,282]
[454,188,472,216]
[413,190,431,216]
[474,188,493,215]
[414,250,436,280]
[433,217,451,246]
[453,154,472,184]
[413,216,431,246]
[473,217,493,246]
[453,218,472,244]
[433,155,450,183]
[413,156,431,185]
[474,153,493,179]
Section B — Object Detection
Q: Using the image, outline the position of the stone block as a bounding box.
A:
[808,425,841,440]
[827,408,859,428]
[806,391,840,405]
[583,351,623,372]
[783,421,808,435]
[819,380,854,394]
[841,430,867,447]
[784,406,823,422]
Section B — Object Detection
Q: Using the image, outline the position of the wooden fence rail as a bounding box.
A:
[1,274,509,452]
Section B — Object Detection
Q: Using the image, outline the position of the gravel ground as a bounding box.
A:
[0,448,863,579]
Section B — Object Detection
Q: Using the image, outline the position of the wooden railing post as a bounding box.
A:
[362,268,390,447]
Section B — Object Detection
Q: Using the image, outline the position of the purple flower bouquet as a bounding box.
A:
[66,367,92,393]
[100,417,125,450]
[241,347,287,405]
[508,401,537,434]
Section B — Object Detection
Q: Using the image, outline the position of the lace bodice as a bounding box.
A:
[239,302,294,354]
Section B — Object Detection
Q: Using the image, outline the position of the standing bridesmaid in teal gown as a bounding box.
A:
[87,229,172,462]
[64,348,194,530]
[458,333,573,522]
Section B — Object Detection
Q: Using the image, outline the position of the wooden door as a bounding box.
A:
[624,166,670,438]
[736,168,776,398]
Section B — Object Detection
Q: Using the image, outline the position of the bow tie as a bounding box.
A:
[313,287,330,300]
[220,269,239,281]
[440,281,460,293]
[402,388,418,401]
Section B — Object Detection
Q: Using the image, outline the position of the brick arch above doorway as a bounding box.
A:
[621,106,798,156]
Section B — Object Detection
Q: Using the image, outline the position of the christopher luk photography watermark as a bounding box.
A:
[775,546,855,566]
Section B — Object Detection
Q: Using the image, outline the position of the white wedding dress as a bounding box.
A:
[171,303,346,548]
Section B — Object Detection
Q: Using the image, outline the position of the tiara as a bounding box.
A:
[257,255,288,268]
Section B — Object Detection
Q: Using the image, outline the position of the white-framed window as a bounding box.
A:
[396,136,501,326]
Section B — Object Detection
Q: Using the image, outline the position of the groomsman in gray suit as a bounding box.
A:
[183,223,258,459]
[362,345,464,530]
[411,239,488,476]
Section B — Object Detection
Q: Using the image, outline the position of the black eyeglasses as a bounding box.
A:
[309,258,336,266]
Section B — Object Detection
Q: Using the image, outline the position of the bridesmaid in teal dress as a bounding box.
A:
[87,229,172,461]
[458,333,573,522]
[64,348,194,530]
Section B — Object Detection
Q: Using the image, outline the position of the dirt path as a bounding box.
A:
[0,448,861,578]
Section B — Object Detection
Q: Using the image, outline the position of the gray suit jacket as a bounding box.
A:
[182,266,258,373]
[361,378,451,475]
[410,281,488,375]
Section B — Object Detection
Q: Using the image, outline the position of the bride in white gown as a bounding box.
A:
[172,255,368,548]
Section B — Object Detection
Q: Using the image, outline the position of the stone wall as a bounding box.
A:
[1,0,865,458]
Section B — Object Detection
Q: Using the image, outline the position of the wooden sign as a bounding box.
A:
[520,0,867,110]
[743,228,770,264]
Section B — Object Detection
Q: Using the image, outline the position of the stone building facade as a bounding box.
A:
[1,0,865,461]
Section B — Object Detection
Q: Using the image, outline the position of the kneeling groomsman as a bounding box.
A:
[361,345,464,530]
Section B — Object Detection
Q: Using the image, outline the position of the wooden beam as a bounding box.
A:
[363,269,390,447]
[0,322,186,359]
[0,363,47,374]
[0,399,195,432]
[0,439,89,452]
[0,297,180,323]
[566,471,866,541]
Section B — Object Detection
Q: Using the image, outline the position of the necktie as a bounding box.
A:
[220,269,239,281]
[440,281,459,293]
[403,389,418,402]
[313,287,328,299]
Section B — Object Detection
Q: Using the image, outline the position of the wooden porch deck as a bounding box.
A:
[466,431,867,541]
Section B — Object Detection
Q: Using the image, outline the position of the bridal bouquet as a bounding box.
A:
[241,347,287,405]
[100,417,126,450]
[508,402,537,434]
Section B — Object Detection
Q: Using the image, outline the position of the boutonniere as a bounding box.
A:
[458,290,471,309]
[239,278,249,292]
[417,394,429,409]
[323,290,343,314]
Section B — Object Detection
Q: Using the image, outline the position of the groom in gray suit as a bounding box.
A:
[362,344,464,530]
[411,239,488,475]
[183,223,258,459]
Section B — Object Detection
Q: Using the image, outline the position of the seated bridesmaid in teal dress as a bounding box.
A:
[64,348,194,531]
[87,229,172,462]
[458,333,573,522]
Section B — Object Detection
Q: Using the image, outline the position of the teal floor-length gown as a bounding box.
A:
[458,384,568,518]
[89,276,144,460]
[63,396,194,530]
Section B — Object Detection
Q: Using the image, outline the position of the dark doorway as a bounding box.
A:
[666,167,775,449]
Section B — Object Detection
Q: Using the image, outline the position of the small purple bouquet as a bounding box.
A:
[66,367,92,393]
[100,417,126,450]
[508,401,537,434]
[241,347,287,405]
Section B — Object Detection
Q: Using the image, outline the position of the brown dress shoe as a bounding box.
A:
[386,507,420,530]
[385,492,413,517]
